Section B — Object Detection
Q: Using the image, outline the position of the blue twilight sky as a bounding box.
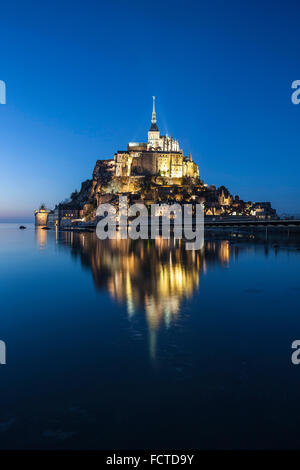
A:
[0,0,300,221]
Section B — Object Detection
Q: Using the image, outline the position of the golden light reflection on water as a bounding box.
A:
[35,227,48,249]
[38,229,231,358]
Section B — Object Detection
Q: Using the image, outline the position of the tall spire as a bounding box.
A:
[149,96,159,131]
[152,96,156,124]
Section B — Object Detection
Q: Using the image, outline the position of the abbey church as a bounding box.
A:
[114,97,199,179]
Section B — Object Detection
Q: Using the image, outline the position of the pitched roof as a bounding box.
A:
[149,122,159,132]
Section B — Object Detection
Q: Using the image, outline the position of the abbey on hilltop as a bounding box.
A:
[36,97,278,226]
[114,96,199,179]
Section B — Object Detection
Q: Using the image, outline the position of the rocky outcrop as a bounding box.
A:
[57,159,278,223]
[90,159,115,199]
[75,179,93,204]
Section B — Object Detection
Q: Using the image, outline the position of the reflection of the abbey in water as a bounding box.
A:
[36,229,231,357]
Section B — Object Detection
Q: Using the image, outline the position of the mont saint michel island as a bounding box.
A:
[35,97,278,228]
[3,0,300,454]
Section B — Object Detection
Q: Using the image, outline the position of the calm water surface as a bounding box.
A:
[0,223,300,449]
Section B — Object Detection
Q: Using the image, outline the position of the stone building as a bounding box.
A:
[46,203,82,227]
[113,97,199,179]
[34,206,50,226]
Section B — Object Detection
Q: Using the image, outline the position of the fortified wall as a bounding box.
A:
[34,209,49,226]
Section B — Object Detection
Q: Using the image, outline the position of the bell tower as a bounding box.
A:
[148,96,160,149]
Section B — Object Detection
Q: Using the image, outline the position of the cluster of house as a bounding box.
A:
[204,186,277,219]
[35,186,277,227]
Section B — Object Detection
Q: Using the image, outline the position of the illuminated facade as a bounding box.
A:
[114,97,199,179]
[34,207,50,226]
